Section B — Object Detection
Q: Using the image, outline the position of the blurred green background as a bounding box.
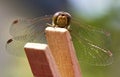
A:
[0,0,120,77]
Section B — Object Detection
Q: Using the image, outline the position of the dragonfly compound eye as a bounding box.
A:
[52,11,71,28]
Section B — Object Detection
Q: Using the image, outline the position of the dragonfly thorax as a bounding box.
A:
[52,11,71,29]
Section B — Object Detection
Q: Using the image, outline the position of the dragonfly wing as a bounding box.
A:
[9,15,52,43]
[6,16,52,56]
[71,19,113,66]
[6,39,26,57]
[6,32,47,57]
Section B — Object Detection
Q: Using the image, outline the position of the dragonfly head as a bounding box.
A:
[52,11,71,29]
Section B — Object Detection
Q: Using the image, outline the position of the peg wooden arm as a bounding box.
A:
[24,43,61,77]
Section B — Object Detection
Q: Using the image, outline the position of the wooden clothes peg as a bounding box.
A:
[24,27,82,77]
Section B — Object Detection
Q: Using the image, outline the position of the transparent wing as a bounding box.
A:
[71,18,113,66]
[6,39,26,57]
[9,15,52,43]
[6,15,52,56]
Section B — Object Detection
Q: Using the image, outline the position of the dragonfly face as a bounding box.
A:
[52,11,71,29]
[6,11,113,66]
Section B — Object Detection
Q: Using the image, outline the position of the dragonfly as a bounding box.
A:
[6,11,113,66]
